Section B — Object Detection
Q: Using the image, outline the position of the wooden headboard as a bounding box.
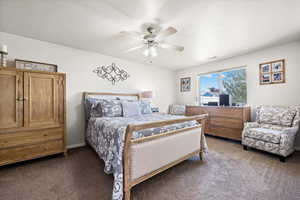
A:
[83,92,141,101]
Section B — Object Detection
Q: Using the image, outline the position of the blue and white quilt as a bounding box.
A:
[86,113,207,200]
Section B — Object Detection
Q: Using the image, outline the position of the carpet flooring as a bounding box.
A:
[1,136,300,200]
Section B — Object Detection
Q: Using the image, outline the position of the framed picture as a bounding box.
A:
[272,72,284,82]
[260,63,271,73]
[180,77,191,92]
[261,74,271,84]
[272,61,283,72]
[259,59,285,85]
[15,59,58,72]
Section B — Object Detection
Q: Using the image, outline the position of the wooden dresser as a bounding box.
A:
[186,106,250,141]
[0,67,67,166]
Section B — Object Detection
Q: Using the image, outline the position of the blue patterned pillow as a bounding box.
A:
[139,100,152,114]
[100,99,123,117]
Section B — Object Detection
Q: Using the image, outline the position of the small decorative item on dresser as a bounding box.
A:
[180,77,191,92]
[15,59,58,72]
[259,59,285,85]
[0,44,8,67]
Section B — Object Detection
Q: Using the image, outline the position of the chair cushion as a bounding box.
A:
[258,106,297,127]
[244,128,282,144]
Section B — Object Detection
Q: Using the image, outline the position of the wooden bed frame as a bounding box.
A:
[83,92,207,200]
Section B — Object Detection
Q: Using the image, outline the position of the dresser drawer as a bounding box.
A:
[0,140,64,166]
[0,128,63,149]
[208,127,242,140]
[210,117,243,129]
[209,108,243,118]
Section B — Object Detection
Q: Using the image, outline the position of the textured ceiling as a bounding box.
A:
[1,0,300,70]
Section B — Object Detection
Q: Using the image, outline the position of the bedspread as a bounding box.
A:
[86,113,207,200]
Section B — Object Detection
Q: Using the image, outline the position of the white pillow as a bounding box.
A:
[122,101,142,117]
[169,104,186,115]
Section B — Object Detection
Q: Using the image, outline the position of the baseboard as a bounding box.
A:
[67,142,86,149]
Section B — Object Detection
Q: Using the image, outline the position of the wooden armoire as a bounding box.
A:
[0,67,67,166]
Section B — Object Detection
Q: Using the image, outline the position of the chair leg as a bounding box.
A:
[279,156,286,162]
[243,145,248,151]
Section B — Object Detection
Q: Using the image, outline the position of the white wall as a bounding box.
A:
[0,32,176,148]
[175,41,300,149]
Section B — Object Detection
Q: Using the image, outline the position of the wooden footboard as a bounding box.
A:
[123,114,208,200]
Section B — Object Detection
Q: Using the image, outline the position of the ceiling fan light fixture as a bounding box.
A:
[143,48,149,57]
[149,46,157,57]
[143,46,157,57]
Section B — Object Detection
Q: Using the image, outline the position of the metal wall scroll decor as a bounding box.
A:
[93,63,130,85]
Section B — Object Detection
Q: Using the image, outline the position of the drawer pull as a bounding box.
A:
[44,134,48,137]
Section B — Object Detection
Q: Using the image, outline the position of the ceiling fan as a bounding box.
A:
[121,24,184,57]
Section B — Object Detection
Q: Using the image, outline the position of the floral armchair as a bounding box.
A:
[242,105,300,162]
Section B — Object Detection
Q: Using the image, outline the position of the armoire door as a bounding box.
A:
[24,72,59,128]
[0,70,23,129]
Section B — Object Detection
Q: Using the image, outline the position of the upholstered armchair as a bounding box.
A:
[242,105,300,162]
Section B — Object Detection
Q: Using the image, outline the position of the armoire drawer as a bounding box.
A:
[0,140,64,166]
[0,128,63,149]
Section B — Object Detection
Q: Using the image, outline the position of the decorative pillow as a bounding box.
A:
[258,106,297,127]
[169,104,186,115]
[100,99,123,117]
[122,101,141,117]
[90,101,103,117]
[84,98,103,119]
[139,100,152,114]
[280,109,297,126]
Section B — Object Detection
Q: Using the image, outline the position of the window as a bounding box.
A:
[198,68,247,106]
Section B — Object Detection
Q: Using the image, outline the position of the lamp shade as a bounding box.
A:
[141,91,153,99]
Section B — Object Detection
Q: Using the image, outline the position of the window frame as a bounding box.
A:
[197,66,247,106]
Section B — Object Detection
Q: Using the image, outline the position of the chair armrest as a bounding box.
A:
[242,122,260,140]
[282,126,299,135]
[279,126,299,156]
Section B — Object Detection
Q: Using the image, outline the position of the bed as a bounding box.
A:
[83,92,208,200]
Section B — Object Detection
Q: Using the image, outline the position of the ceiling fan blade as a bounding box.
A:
[158,43,184,52]
[156,27,177,39]
[120,31,144,40]
[124,44,145,53]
